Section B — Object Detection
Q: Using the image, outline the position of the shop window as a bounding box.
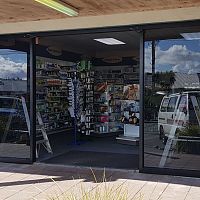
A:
[0,39,30,160]
[144,25,200,172]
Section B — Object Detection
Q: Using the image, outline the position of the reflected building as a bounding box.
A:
[0,79,27,96]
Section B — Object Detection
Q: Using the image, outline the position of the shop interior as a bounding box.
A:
[34,30,140,169]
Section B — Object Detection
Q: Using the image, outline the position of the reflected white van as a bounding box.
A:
[158,91,200,143]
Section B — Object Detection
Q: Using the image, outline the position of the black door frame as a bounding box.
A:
[140,21,200,178]
[0,20,199,177]
[30,38,37,163]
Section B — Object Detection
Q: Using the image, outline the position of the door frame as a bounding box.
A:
[0,20,199,177]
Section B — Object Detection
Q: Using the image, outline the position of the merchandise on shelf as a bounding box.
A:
[36,59,74,133]
[93,65,140,135]
[94,83,123,134]
[78,60,95,136]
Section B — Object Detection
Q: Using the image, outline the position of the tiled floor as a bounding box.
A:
[0,162,199,200]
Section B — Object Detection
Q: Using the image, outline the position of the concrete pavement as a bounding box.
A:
[0,162,199,200]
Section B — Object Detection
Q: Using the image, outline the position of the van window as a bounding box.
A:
[160,98,169,112]
[167,96,178,112]
[178,95,187,112]
[188,94,199,125]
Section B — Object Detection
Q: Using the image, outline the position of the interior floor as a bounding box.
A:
[38,131,139,169]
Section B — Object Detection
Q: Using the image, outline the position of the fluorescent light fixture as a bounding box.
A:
[94,38,125,45]
[181,32,200,40]
[34,0,78,17]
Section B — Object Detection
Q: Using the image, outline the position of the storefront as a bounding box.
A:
[0,20,200,177]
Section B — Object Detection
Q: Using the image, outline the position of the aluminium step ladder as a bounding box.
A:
[21,97,53,158]
[35,110,53,158]
[1,96,53,157]
[159,95,200,168]
[159,110,186,168]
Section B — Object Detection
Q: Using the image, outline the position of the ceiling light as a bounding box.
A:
[34,0,78,17]
[181,32,200,40]
[94,38,125,45]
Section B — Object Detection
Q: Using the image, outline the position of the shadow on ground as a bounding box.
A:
[0,162,199,189]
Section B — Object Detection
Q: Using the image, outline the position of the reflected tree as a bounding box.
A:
[154,71,176,91]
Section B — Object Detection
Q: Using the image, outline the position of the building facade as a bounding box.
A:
[0,0,200,177]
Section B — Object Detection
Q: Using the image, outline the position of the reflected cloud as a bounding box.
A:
[145,43,200,74]
[157,45,200,74]
[0,55,27,79]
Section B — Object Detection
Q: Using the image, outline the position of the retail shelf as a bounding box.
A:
[47,127,73,135]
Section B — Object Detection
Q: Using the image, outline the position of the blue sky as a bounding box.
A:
[158,39,200,52]
[0,49,27,80]
[145,38,200,74]
[0,49,27,63]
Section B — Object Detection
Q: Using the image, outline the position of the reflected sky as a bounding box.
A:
[145,38,200,74]
[0,49,27,80]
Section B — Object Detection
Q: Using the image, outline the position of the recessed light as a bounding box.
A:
[34,0,78,17]
[94,38,125,45]
[181,32,200,40]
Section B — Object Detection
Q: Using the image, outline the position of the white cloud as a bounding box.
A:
[145,43,200,74]
[0,56,27,79]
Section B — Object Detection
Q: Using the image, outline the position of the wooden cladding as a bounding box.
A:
[0,0,200,23]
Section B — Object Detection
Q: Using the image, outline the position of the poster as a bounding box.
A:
[123,84,139,100]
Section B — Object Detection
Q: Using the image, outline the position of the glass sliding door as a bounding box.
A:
[144,26,200,172]
[0,38,31,161]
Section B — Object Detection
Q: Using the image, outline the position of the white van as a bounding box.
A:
[158,91,200,143]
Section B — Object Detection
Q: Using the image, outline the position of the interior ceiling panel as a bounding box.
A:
[0,0,200,23]
[39,31,140,57]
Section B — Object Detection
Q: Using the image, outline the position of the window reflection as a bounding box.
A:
[144,28,200,171]
[0,46,30,159]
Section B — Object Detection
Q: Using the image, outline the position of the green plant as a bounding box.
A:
[0,116,7,139]
[178,125,200,137]
[176,125,200,154]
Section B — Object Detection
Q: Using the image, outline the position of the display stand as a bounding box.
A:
[67,64,84,145]
[116,124,139,145]
[116,99,140,145]
[72,70,78,145]
[36,60,73,133]
[124,124,139,137]
[78,60,95,136]
[94,83,123,135]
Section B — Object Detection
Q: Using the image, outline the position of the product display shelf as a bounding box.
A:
[36,61,73,134]
[93,65,139,85]
[94,83,123,135]
[79,70,95,136]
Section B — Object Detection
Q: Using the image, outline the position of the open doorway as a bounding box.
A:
[35,30,140,169]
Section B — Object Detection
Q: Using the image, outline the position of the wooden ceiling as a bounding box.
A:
[0,0,200,23]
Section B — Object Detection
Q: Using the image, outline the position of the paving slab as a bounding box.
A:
[185,186,200,200]
[0,162,199,200]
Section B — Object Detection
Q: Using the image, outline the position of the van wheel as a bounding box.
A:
[159,126,164,140]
